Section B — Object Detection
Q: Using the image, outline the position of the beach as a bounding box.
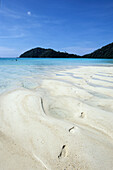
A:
[0,61,113,170]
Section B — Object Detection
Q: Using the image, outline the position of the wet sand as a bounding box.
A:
[0,66,113,170]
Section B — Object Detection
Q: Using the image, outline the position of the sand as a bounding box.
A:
[0,66,113,170]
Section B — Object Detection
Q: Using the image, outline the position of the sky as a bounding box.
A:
[0,0,113,57]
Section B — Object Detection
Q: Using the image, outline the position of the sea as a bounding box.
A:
[0,58,113,94]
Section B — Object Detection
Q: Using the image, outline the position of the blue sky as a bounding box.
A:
[0,0,113,57]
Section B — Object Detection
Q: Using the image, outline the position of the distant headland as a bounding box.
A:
[19,42,113,58]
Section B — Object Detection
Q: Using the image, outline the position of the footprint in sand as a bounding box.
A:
[69,126,75,134]
[80,112,85,118]
[58,145,67,159]
[69,126,79,134]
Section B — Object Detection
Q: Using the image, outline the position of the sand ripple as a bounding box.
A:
[0,66,113,169]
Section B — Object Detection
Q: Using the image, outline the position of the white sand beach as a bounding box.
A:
[0,66,113,170]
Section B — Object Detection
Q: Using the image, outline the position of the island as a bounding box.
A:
[19,42,113,58]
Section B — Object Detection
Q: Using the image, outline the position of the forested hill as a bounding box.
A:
[83,42,113,58]
[19,42,113,58]
[19,48,80,58]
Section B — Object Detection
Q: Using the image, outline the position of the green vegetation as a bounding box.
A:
[19,48,80,58]
[83,42,113,58]
[19,42,113,58]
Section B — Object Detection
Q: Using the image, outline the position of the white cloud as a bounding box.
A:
[0,46,27,58]
[0,33,25,39]
[0,46,15,51]
[0,8,21,19]
[0,46,19,57]
[62,46,97,55]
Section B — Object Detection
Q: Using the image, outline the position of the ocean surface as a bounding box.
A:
[0,58,113,94]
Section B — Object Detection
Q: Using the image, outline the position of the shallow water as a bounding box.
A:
[0,58,113,93]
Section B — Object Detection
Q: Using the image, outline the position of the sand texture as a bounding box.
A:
[0,66,113,170]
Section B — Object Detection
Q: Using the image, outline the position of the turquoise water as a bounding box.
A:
[0,58,113,94]
[0,58,113,65]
